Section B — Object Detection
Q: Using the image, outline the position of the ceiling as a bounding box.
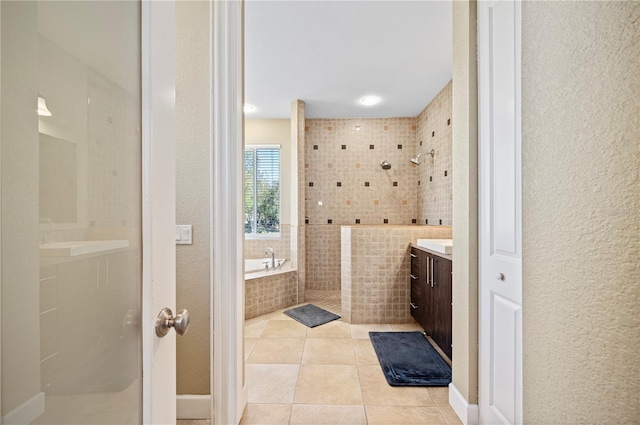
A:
[245,1,452,119]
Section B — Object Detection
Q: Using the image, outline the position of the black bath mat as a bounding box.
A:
[369,331,451,386]
[283,304,340,328]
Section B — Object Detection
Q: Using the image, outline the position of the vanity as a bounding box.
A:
[410,240,452,359]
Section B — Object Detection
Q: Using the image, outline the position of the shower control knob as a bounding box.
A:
[155,307,191,337]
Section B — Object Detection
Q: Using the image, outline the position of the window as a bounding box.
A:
[244,145,280,237]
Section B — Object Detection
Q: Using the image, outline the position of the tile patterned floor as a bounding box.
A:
[239,290,461,425]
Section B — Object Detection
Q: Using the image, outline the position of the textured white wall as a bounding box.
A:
[176,0,211,395]
[522,2,640,422]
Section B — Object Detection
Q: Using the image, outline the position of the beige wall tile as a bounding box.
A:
[245,270,298,319]
[416,81,453,226]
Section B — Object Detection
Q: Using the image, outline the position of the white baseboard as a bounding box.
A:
[176,394,212,420]
[2,391,45,425]
[235,382,248,424]
[449,383,479,425]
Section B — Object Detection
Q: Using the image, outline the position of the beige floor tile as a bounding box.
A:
[262,308,295,321]
[306,320,352,339]
[390,323,423,332]
[427,387,450,407]
[294,365,363,405]
[437,406,463,425]
[247,338,305,364]
[261,320,308,339]
[245,320,268,338]
[302,338,356,365]
[245,338,259,361]
[365,406,446,425]
[289,404,367,425]
[349,324,393,339]
[177,421,211,425]
[352,339,380,365]
[239,403,292,424]
[246,364,300,404]
[358,365,435,407]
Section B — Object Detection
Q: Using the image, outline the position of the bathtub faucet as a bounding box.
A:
[265,247,275,269]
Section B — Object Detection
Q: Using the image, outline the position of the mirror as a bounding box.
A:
[39,133,77,224]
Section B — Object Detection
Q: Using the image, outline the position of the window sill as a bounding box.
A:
[245,233,281,240]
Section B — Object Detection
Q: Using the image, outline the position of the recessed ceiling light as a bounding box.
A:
[360,96,380,106]
[243,104,256,113]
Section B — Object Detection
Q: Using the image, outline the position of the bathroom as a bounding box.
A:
[243,83,454,324]
[2,1,637,424]
[237,1,457,423]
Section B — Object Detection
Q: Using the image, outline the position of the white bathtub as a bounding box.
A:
[245,258,287,274]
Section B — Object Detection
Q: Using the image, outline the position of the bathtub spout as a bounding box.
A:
[264,247,275,269]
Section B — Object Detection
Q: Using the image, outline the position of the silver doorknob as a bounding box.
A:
[497,273,505,281]
[155,307,190,337]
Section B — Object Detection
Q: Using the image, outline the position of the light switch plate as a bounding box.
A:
[175,225,193,245]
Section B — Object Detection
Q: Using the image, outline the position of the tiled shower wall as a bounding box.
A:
[416,80,453,225]
[305,225,341,290]
[305,118,418,225]
[244,225,291,261]
[304,81,453,291]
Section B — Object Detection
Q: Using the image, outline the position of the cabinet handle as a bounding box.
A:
[410,303,418,309]
[410,274,417,280]
[426,256,430,286]
[430,257,435,287]
[410,253,417,258]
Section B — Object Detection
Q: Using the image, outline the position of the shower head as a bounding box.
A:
[380,160,391,170]
[410,149,435,165]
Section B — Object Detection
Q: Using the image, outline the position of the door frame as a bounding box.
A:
[142,0,177,423]
[210,1,247,424]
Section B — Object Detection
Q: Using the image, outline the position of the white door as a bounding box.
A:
[0,1,177,424]
[478,1,522,424]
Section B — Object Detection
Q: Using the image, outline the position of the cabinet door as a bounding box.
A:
[422,252,434,335]
[432,257,452,359]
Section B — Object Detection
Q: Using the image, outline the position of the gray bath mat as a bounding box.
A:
[283,304,340,328]
[370,331,451,386]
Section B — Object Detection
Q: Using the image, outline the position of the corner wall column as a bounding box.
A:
[450,0,479,423]
[291,100,305,302]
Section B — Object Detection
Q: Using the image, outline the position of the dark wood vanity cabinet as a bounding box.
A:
[409,246,452,359]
